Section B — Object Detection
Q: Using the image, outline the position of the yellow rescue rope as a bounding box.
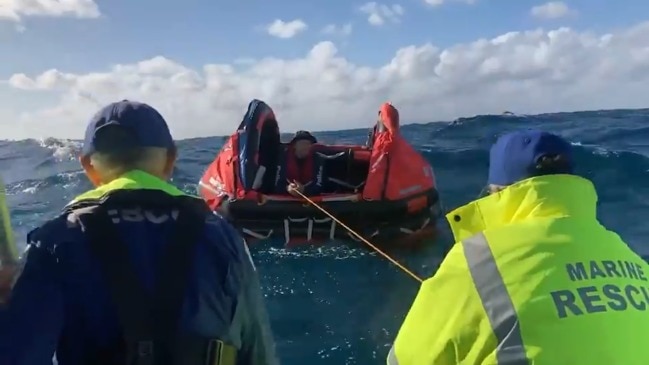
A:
[292,189,423,283]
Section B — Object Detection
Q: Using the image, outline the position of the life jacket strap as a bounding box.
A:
[74,190,238,365]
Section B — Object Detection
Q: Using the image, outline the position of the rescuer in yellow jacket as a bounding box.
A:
[388,129,649,365]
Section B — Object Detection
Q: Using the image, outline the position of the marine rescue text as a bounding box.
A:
[551,260,648,318]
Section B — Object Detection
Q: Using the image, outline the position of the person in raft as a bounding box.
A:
[0,100,279,365]
[286,130,319,197]
[387,129,649,365]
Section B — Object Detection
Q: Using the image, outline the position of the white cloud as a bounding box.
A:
[359,2,404,26]
[4,21,649,140]
[0,0,100,22]
[321,23,353,37]
[531,1,574,20]
[266,19,307,39]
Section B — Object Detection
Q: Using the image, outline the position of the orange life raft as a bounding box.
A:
[198,99,442,246]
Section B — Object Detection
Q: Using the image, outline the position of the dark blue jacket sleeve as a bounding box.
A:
[0,220,65,365]
[207,215,279,365]
[235,243,279,365]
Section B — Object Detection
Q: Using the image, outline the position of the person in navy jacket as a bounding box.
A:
[0,100,279,365]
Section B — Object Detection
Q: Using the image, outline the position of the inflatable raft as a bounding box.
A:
[198,99,442,245]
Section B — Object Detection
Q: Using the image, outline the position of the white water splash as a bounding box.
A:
[37,137,82,161]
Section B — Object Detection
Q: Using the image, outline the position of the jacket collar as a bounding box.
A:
[68,170,187,206]
[446,174,598,241]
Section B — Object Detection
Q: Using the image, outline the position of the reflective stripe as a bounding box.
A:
[386,345,398,365]
[462,232,530,365]
[208,339,237,365]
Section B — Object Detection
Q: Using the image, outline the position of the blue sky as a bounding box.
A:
[0,0,644,77]
[1,0,649,139]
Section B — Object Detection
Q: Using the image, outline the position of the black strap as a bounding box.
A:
[82,211,155,356]
[152,206,203,351]
[80,202,204,365]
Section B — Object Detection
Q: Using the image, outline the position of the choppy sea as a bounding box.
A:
[2,108,649,364]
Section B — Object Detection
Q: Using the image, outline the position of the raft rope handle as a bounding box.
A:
[292,189,423,283]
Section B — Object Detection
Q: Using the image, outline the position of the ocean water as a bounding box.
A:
[2,108,649,364]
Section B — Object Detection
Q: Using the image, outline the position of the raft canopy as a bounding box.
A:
[376,102,400,134]
[235,99,281,192]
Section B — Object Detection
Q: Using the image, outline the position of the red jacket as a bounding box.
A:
[286,148,314,185]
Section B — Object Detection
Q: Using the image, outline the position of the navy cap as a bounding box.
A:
[488,130,574,186]
[81,100,174,157]
[290,130,317,144]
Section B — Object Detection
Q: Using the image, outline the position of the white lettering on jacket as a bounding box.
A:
[106,208,180,224]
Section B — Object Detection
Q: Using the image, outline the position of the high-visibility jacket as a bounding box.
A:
[388,174,649,365]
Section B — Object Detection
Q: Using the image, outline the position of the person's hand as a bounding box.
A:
[287,181,304,197]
